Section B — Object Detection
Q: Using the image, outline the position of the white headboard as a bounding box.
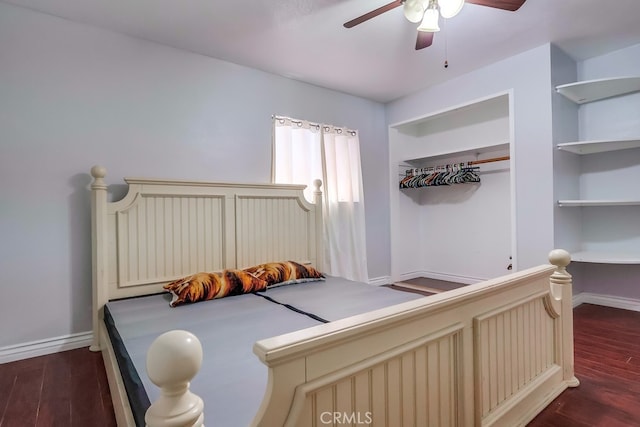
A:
[89,165,323,349]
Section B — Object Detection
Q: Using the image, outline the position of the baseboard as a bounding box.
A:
[396,271,424,282]
[0,331,93,364]
[368,276,392,286]
[572,292,587,308]
[573,292,640,312]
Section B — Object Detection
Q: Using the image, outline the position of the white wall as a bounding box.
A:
[0,3,389,348]
[386,44,555,272]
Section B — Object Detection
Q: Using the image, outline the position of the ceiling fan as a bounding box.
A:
[344,0,527,50]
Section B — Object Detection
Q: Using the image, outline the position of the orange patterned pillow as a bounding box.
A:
[163,269,267,307]
[243,261,324,288]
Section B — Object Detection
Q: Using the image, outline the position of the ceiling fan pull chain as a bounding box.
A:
[444,18,449,68]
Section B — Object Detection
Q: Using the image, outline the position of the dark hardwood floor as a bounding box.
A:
[395,276,466,293]
[1,303,638,426]
[0,347,116,427]
[528,304,640,426]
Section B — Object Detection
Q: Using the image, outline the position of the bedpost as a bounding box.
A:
[313,179,324,272]
[145,330,205,427]
[90,165,108,352]
[548,249,580,388]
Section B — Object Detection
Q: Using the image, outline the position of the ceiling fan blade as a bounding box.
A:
[415,31,434,50]
[465,0,526,11]
[344,0,403,28]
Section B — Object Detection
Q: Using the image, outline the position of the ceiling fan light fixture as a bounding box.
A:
[438,0,465,19]
[417,6,440,32]
[403,0,425,23]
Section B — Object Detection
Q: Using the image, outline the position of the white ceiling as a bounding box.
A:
[5,0,640,103]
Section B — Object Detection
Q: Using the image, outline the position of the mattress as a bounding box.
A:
[258,275,425,321]
[105,276,424,426]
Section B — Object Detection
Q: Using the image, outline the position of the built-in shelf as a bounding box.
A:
[556,76,640,104]
[558,200,640,207]
[570,251,640,264]
[557,138,640,155]
[401,142,509,166]
[555,76,640,266]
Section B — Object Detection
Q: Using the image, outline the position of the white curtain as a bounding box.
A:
[272,117,369,282]
[272,118,323,203]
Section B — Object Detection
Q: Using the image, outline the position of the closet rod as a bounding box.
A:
[469,155,510,165]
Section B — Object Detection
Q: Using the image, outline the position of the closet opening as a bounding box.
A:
[389,92,515,288]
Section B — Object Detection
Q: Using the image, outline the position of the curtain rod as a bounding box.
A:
[272,115,357,136]
[273,115,321,129]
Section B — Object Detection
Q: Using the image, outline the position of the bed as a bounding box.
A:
[89,165,579,427]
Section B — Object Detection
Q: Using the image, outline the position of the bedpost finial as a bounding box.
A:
[91,165,107,189]
[146,330,204,427]
[147,330,203,388]
[91,165,106,179]
[548,249,571,269]
[313,179,322,192]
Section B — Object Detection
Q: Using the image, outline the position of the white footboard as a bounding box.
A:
[144,250,577,427]
[250,250,577,427]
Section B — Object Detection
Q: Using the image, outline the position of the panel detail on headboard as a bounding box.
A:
[114,194,226,289]
[92,167,323,304]
[235,195,317,268]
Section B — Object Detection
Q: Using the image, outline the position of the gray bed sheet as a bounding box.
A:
[107,292,322,427]
[106,277,425,426]
[259,275,424,321]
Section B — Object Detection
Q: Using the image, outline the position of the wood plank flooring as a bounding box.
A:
[383,283,437,297]
[0,303,638,426]
[394,276,467,294]
[0,348,116,427]
[528,304,640,426]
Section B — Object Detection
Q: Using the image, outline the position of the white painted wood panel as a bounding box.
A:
[114,195,225,289]
[474,294,556,419]
[235,195,316,268]
[250,252,577,427]
[291,329,461,427]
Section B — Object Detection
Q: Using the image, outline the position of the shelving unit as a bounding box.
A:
[401,142,509,166]
[557,138,640,155]
[555,76,640,264]
[570,251,640,265]
[557,200,640,207]
[556,76,640,104]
